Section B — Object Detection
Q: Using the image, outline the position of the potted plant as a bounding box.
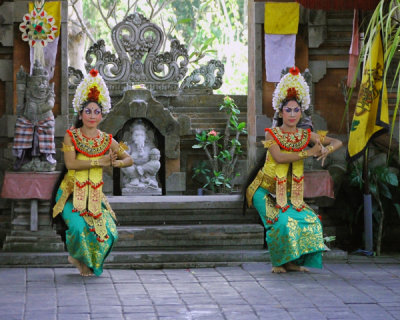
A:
[192,96,247,194]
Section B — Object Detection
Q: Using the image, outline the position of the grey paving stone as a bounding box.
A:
[187,304,221,311]
[57,305,90,314]
[23,311,56,320]
[124,313,158,320]
[58,313,90,320]
[114,283,147,294]
[109,269,141,283]
[388,310,400,320]
[150,297,184,305]
[288,308,327,320]
[190,312,225,320]
[0,268,26,285]
[123,305,156,313]
[90,314,124,320]
[319,309,361,319]
[120,295,153,306]
[89,305,123,314]
[1,263,400,320]
[26,268,54,282]
[56,294,89,307]
[155,305,189,317]
[0,314,23,320]
[224,313,258,320]
[138,276,170,284]
[349,303,396,319]
[181,295,215,305]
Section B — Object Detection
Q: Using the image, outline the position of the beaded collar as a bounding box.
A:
[67,128,112,157]
[266,127,310,152]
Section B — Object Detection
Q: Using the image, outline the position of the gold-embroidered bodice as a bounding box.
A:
[53,129,115,242]
[246,127,311,212]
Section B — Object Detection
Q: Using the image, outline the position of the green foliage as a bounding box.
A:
[339,158,400,254]
[192,96,246,193]
[79,0,247,94]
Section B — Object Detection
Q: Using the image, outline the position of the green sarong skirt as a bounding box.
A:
[56,189,118,276]
[253,187,324,268]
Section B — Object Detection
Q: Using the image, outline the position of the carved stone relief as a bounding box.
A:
[12,61,56,171]
[120,119,161,195]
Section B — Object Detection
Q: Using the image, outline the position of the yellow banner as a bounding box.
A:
[264,2,299,34]
[29,1,61,37]
[348,32,389,160]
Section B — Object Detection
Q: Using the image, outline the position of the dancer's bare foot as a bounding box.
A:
[80,263,94,277]
[285,262,309,272]
[68,255,84,274]
[271,266,287,273]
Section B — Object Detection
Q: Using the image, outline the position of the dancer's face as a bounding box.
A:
[280,100,301,128]
[81,102,103,129]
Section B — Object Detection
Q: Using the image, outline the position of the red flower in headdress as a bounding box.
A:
[89,69,99,77]
[289,66,300,76]
[286,87,298,100]
[88,86,100,102]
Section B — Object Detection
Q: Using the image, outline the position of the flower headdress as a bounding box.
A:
[72,69,111,114]
[272,67,310,112]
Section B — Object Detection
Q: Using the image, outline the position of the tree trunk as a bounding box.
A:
[68,0,86,71]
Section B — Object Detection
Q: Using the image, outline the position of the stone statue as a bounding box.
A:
[12,60,56,171]
[121,120,161,195]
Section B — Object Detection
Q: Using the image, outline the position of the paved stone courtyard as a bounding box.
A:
[1,259,400,320]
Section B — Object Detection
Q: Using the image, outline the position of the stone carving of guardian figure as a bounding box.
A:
[121,120,161,195]
[12,60,57,171]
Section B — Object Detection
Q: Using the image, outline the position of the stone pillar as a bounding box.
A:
[247,1,272,171]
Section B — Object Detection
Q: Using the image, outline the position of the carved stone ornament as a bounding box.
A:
[12,60,57,172]
[180,59,225,91]
[68,66,84,89]
[84,12,189,96]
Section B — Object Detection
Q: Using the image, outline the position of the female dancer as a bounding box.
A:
[53,69,133,276]
[246,67,342,273]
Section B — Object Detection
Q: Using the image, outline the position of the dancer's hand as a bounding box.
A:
[99,155,112,167]
[317,145,330,166]
[309,140,323,157]
[110,149,120,167]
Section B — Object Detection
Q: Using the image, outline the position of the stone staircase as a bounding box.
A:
[0,195,270,268]
[0,195,347,269]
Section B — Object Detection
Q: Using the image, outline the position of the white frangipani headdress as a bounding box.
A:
[72,69,111,114]
[272,66,310,112]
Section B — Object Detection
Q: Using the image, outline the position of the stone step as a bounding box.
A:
[115,224,264,250]
[116,210,259,225]
[190,117,246,124]
[110,195,259,225]
[172,106,247,114]
[0,249,347,269]
[2,229,65,252]
[2,241,65,252]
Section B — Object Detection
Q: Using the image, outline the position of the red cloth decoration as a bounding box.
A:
[295,0,379,11]
[1,172,60,200]
[304,170,334,199]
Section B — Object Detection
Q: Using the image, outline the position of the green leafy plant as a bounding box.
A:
[192,96,247,193]
[347,161,399,255]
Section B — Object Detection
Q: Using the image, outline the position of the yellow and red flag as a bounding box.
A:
[347,31,389,160]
